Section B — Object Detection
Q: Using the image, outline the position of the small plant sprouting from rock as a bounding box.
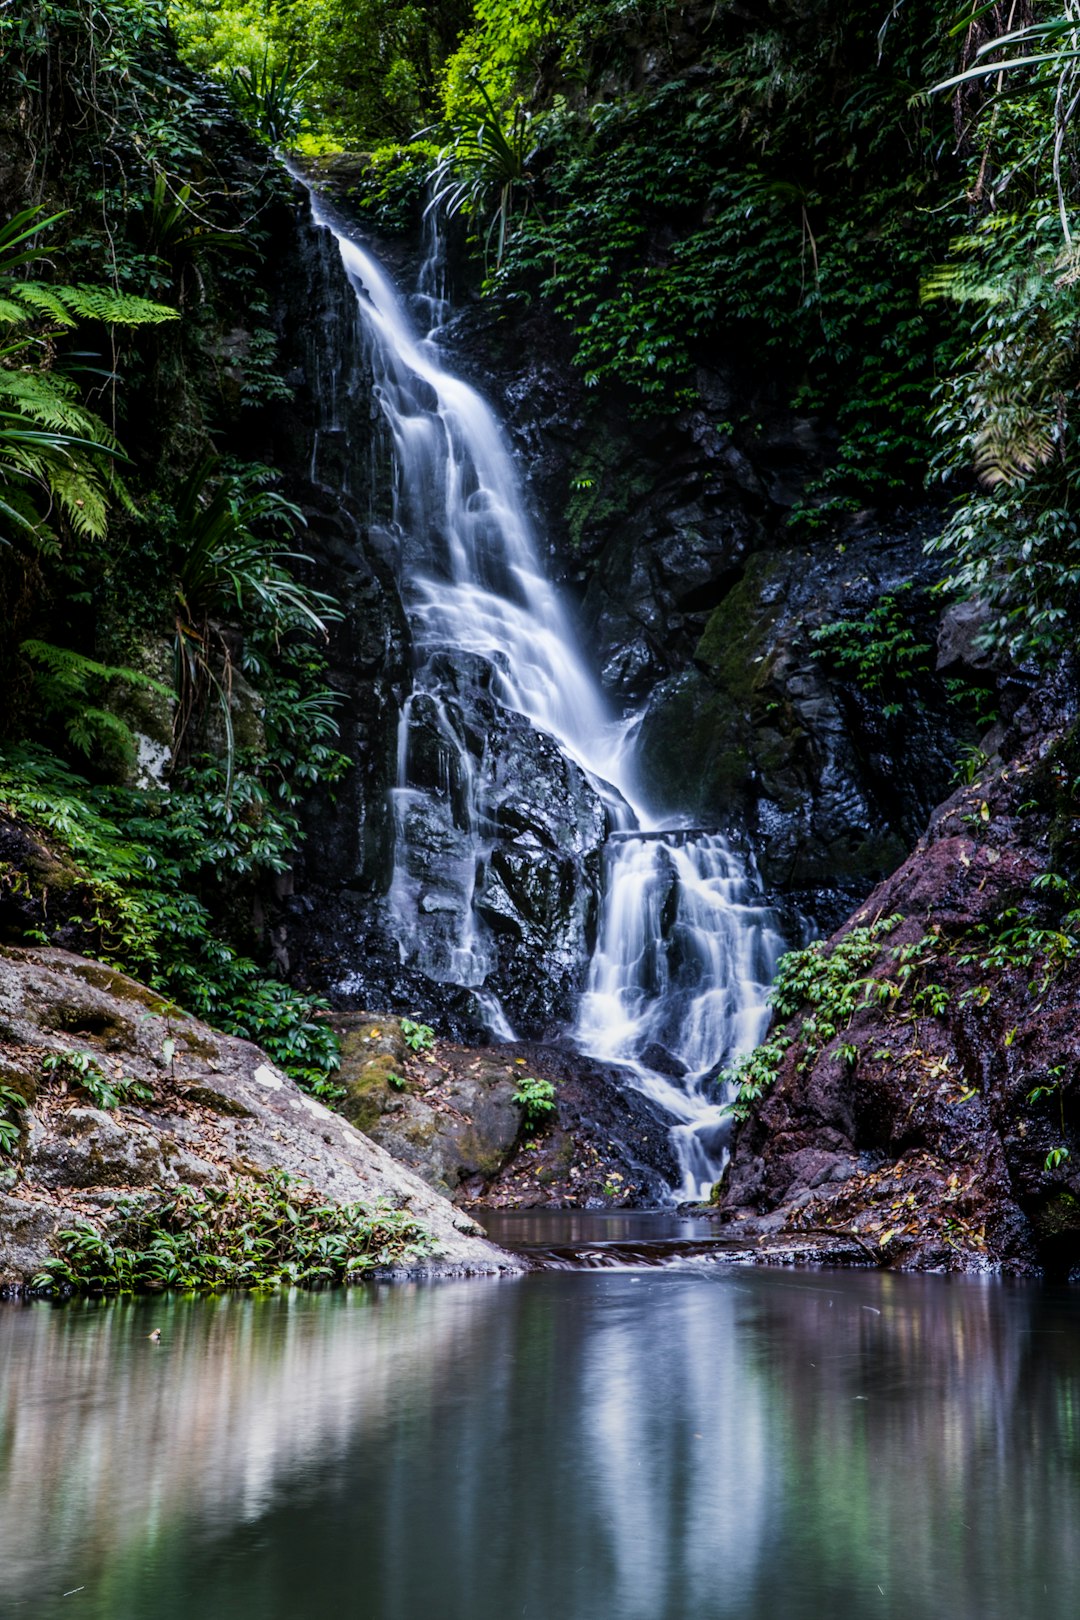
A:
[40,1050,154,1111]
[0,1084,28,1155]
[400,1018,435,1054]
[32,1171,431,1295]
[513,1076,556,1133]
[1027,1066,1073,1176]
[723,915,905,1118]
[810,586,933,719]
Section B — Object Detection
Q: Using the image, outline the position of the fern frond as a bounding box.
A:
[67,708,140,756]
[9,284,78,327]
[65,286,177,326]
[972,401,1057,487]
[44,465,108,538]
[0,297,34,325]
[21,639,172,698]
[0,370,101,433]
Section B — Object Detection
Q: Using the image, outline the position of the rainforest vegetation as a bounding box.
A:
[2,0,1080,1099]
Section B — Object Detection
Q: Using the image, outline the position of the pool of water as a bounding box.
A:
[2,1247,1078,1620]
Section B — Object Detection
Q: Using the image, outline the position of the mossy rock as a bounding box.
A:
[1034,1189,1080,1240]
[340,1052,408,1133]
[0,1058,36,1106]
[66,961,174,1015]
[336,1015,410,1069]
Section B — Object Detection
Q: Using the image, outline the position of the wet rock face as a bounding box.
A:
[715,679,1080,1277]
[469,696,607,1035]
[635,523,987,925]
[269,193,992,1031]
[450,293,991,917]
[0,946,518,1289]
[263,196,409,921]
[290,648,608,1039]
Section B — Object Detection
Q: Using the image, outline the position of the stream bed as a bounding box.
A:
[2,1222,1078,1620]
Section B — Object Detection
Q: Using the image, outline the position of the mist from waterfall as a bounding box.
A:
[309,191,784,1195]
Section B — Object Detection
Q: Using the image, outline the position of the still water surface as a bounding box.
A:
[2,1231,1078,1620]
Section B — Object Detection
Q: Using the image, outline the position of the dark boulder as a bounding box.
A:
[714,677,1080,1276]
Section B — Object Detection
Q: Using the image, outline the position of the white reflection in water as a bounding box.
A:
[582,1279,772,1616]
[0,1282,505,1599]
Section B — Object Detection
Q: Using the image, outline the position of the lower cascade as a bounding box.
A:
[311,191,784,1197]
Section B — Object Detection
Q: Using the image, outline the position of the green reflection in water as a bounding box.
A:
[1,1268,1078,1620]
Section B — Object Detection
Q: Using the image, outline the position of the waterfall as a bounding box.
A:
[307,190,784,1197]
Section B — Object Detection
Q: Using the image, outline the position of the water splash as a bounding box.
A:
[577,833,784,1197]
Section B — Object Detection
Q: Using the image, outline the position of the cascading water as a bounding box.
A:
[307,189,784,1197]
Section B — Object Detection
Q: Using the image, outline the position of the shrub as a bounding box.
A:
[32,1170,431,1294]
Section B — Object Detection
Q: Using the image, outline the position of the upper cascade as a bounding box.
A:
[308,189,783,1196]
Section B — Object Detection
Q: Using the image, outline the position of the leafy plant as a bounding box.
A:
[512,1074,557,1132]
[724,915,905,1117]
[810,585,934,717]
[0,1083,28,1155]
[31,1170,432,1295]
[952,743,990,785]
[19,639,173,764]
[170,455,341,786]
[0,206,175,549]
[431,76,534,268]
[400,1018,435,1054]
[41,1049,154,1111]
[227,47,313,146]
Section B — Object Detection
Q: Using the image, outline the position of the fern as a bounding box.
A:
[0,207,175,548]
[20,640,173,763]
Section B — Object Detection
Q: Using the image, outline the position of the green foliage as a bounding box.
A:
[399,1017,434,1053]
[170,455,342,789]
[440,0,554,122]
[922,11,1080,667]
[0,746,342,1093]
[19,639,172,765]
[724,914,905,1117]
[467,0,959,504]
[32,1170,431,1294]
[227,47,313,146]
[952,743,990,785]
[0,1083,28,1156]
[951,876,1080,1002]
[432,77,535,268]
[40,1048,154,1110]
[0,206,175,549]
[512,1074,557,1132]
[343,142,442,236]
[170,0,474,145]
[810,586,934,718]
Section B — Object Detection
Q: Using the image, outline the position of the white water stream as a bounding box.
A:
[310,194,784,1196]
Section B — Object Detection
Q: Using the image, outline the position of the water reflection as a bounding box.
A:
[1,1267,1078,1620]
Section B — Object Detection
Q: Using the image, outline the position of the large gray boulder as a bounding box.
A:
[0,946,518,1289]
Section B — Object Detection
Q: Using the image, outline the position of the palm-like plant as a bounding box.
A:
[227,48,314,147]
[0,207,176,549]
[171,456,341,784]
[430,75,534,268]
[934,6,1080,242]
